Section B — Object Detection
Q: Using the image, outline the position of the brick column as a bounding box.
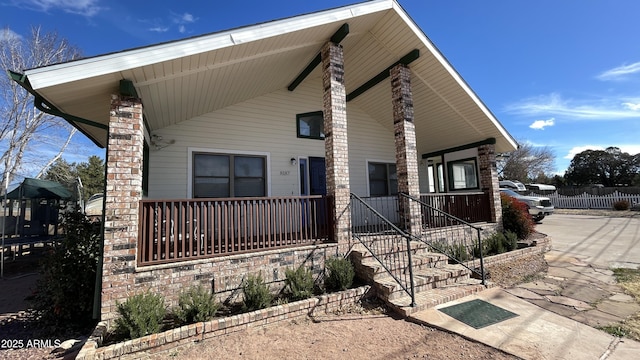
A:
[391,64,423,234]
[321,42,351,247]
[478,143,502,227]
[101,94,145,323]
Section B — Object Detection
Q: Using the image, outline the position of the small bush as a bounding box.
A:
[284,267,315,301]
[324,256,355,292]
[476,231,518,257]
[613,200,630,211]
[446,243,470,262]
[114,292,166,339]
[501,193,535,239]
[484,232,506,256]
[504,230,519,251]
[242,273,273,311]
[174,285,220,324]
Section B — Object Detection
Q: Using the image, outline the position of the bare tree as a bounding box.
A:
[497,141,556,183]
[0,27,82,190]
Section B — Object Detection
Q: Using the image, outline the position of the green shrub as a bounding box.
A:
[446,243,470,262]
[484,232,506,256]
[30,211,102,331]
[242,273,273,311]
[613,200,630,211]
[284,267,315,301]
[476,231,518,257]
[504,230,519,251]
[501,193,535,239]
[324,256,355,291]
[114,292,166,339]
[174,285,220,324]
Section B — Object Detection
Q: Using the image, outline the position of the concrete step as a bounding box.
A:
[354,252,450,281]
[389,280,495,317]
[373,265,471,301]
[351,240,443,260]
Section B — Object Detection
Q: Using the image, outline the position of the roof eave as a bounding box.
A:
[24,0,394,91]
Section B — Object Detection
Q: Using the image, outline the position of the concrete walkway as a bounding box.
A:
[410,214,640,360]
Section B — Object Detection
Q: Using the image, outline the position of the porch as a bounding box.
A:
[137,192,492,267]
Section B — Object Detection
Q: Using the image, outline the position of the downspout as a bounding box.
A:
[93,140,108,320]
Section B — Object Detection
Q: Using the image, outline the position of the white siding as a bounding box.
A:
[146,80,399,199]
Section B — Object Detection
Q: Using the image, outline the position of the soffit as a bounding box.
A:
[24,0,516,154]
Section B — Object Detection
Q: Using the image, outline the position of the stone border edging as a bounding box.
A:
[76,285,372,360]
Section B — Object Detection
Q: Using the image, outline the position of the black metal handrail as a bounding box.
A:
[350,193,416,306]
[399,193,486,285]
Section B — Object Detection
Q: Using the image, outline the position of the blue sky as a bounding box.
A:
[2,0,640,175]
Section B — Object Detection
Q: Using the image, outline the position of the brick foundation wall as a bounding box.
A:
[130,244,339,308]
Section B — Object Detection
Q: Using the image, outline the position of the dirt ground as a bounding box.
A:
[148,313,517,360]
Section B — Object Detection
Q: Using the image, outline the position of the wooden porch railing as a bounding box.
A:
[138,196,331,266]
[420,192,491,225]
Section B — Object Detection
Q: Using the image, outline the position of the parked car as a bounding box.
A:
[526,183,556,192]
[499,180,527,192]
[500,188,554,222]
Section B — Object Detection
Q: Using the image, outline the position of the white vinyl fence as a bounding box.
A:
[528,191,640,209]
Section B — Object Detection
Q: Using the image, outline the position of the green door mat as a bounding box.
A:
[438,299,518,329]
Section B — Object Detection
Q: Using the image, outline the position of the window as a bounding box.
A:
[296,111,324,140]
[447,158,479,191]
[193,153,266,198]
[368,162,397,196]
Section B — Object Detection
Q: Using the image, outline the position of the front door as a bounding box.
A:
[308,157,326,195]
[307,157,327,229]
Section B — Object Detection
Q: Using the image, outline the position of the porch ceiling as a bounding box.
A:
[19,0,517,155]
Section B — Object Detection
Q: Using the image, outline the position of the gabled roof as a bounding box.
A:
[12,0,517,154]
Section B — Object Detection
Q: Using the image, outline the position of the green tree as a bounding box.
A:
[76,155,105,201]
[565,147,639,187]
[43,156,104,202]
[43,158,77,189]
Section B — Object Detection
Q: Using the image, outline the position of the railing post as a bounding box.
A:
[477,227,485,286]
[405,236,416,307]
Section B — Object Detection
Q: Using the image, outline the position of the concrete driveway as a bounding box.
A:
[537,213,640,269]
[412,212,640,359]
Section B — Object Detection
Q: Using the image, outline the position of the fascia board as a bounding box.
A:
[25,0,394,91]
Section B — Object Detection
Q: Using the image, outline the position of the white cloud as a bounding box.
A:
[622,102,640,111]
[506,93,640,120]
[529,118,555,130]
[564,145,604,159]
[597,61,640,81]
[149,26,169,33]
[171,12,197,34]
[8,0,104,17]
[0,28,22,42]
[564,144,640,159]
[180,13,195,23]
